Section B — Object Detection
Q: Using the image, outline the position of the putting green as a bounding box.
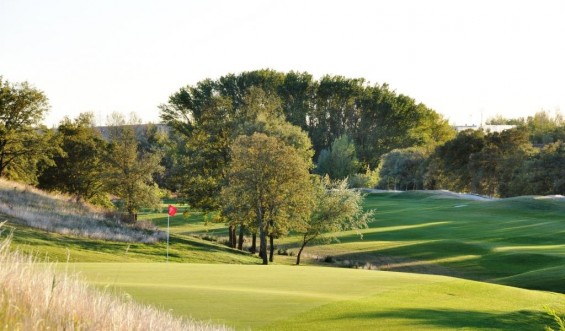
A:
[69,263,565,330]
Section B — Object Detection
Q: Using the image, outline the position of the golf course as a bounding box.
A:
[4,183,565,330]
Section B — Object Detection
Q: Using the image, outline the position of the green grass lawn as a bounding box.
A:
[273,192,565,293]
[69,263,565,331]
[5,185,565,329]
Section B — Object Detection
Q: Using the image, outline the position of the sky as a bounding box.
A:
[1,0,564,127]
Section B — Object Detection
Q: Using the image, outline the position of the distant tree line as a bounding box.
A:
[378,111,565,197]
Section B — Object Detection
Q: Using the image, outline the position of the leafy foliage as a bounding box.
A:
[0,77,61,183]
[377,147,427,190]
[38,113,108,204]
[104,113,163,221]
[221,133,313,264]
[316,135,360,180]
[295,177,372,265]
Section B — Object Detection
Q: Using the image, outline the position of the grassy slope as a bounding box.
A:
[274,191,565,293]
[70,263,565,331]
[3,182,565,329]
[5,221,258,264]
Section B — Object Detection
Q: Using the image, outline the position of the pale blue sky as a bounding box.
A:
[1,0,563,127]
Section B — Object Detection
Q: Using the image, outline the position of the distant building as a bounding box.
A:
[453,124,516,133]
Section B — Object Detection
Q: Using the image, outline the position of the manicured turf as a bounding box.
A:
[5,186,565,329]
[70,263,565,331]
[275,192,565,293]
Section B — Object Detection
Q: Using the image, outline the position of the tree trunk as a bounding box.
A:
[296,238,309,265]
[228,225,236,248]
[250,233,257,254]
[269,234,275,263]
[237,224,245,250]
[259,226,268,265]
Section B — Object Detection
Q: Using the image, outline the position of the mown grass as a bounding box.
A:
[0,232,230,331]
[276,191,565,293]
[3,180,565,329]
[70,263,565,331]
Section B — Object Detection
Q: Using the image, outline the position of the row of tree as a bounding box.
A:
[0,76,164,221]
[1,75,374,264]
[376,112,565,197]
[159,69,455,211]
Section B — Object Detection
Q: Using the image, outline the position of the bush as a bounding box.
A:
[349,166,379,188]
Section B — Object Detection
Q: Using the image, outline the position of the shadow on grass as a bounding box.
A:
[331,308,553,330]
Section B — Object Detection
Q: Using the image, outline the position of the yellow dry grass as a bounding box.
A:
[0,226,230,331]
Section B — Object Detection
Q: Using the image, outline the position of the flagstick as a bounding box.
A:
[167,214,170,263]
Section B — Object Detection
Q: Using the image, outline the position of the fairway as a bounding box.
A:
[70,263,565,330]
[275,192,565,293]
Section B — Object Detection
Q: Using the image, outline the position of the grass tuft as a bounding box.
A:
[0,179,165,243]
[0,228,230,331]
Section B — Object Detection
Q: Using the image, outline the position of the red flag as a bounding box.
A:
[168,205,177,216]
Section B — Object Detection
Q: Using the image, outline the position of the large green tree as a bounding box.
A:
[468,128,533,197]
[425,129,486,192]
[0,77,60,183]
[160,84,235,211]
[104,113,163,222]
[161,70,454,169]
[222,133,313,265]
[38,113,108,204]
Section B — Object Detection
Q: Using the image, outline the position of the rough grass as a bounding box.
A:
[0,230,230,331]
[71,263,565,331]
[0,178,164,243]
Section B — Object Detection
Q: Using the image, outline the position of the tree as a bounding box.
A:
[38,113,108,204]
[221,133,313,264]
[316,135,360,180]
[160,83,235,211]
[468,128,533,197]
[425,129,486,192]
[295,177,372,265]
[0,77,60,183]
[104,113,163,222]
[510,140,565,196]
[377,147,427,190]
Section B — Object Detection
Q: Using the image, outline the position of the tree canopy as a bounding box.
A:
[0,77,60,183]
[38,113,108,204]
[222,133,313,265]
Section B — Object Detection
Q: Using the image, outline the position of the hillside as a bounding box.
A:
[0,179,258,264]
[1,180,565,329]
[275,190,565,293]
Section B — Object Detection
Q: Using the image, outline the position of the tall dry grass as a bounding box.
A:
[0,228,230,331]
[0,178,165,243]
